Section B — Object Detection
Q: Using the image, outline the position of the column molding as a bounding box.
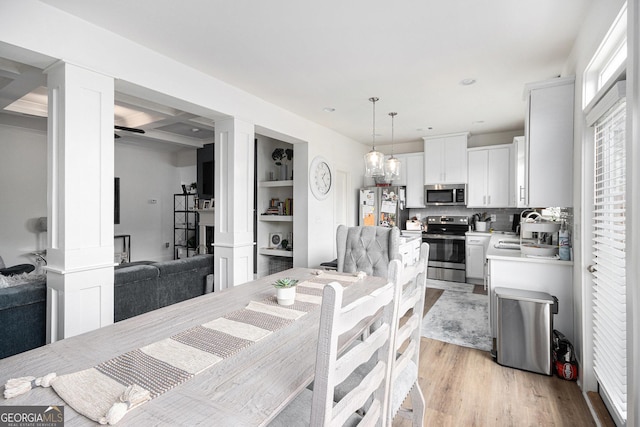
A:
[213,117,255,289]
[44,61,115,341]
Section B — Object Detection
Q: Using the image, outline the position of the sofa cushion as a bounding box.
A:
[114,265,160,322]
[0,279,47,310]
[0,280,47,359]
[155,255,213,307]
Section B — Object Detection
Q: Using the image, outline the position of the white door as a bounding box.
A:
[585,82,627,424]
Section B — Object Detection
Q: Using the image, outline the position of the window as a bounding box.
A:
[583,3,627,108]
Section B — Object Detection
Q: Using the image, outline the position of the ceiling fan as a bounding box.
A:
[114,125,145,139]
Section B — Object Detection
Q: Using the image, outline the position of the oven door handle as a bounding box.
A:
[423,234,466,241]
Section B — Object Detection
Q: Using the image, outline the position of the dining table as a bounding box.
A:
[0,268,387,426]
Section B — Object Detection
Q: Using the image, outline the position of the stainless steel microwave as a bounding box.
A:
[424,184,467,206]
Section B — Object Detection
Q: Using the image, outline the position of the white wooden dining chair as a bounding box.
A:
[331,244,429,426]
[269,276,402,427]
[386,242,428,426]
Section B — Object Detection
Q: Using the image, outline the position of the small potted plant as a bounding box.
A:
[273,277,298,306]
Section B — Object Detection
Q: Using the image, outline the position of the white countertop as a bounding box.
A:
[486,233,573,265]
[399,232,422,244]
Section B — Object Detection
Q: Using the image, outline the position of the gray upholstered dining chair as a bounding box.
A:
[269,273,402,426]
[335,225,400,278]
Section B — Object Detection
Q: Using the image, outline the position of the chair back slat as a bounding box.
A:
[358,400,382,427]
[333,360,386,423]
[334,323,390,385]
[337,285,395,335]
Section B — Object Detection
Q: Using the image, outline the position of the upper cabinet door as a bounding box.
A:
[524,77,575,207]
[467,149,488,207]
[467,145,513,208]
[424,137,445,183]
[486,146,511,207]
[423,132,469,184]
[443,134,468,183]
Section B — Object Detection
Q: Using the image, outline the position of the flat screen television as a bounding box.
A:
[197,143,214,199]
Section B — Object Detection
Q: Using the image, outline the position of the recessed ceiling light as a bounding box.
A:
[191,128,200,132]
[460,78,477,86]
[323,107,335,113]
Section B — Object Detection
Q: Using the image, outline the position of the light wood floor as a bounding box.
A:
[393,286,596,426]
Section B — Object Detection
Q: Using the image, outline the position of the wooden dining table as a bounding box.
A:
[0,268,386,426]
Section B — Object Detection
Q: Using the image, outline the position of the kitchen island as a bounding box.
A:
[486,234,574,346]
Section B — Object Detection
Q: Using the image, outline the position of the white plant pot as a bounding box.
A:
[276,287,296,306]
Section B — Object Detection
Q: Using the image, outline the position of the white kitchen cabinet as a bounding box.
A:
[486,234,574,345]
[399,236,421,267]
[404,153,425,208]
[520,76,574,208]
[423,132,469,184]
[467,145,512,208]
[465,232,491,284]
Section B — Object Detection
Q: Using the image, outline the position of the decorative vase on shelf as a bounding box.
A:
[279,164,288,181]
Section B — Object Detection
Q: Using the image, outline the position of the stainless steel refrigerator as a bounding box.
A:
[359,186,408,228]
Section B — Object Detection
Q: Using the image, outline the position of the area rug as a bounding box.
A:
[421,289,492,351]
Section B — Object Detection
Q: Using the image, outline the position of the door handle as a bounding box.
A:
[587,264,596,273]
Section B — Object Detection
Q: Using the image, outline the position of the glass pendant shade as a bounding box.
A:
[364,97,385,178]
[385,111,400,180]
[365,149,385,177]
[385,155,401,180]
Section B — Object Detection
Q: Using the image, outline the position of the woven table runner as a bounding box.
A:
[46,274,360,424]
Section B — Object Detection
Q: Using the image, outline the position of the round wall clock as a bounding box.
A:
[309,155,332,200]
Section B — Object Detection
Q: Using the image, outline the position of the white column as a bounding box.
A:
[214,118,254,290]
[45,61,115,341]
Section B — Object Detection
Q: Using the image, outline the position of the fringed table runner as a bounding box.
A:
[4,273,363,425]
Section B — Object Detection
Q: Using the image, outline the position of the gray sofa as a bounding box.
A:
[0,254,214,359]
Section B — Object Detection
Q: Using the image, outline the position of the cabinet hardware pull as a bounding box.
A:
[519,186,525,201]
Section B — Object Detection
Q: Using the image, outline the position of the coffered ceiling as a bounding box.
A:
[2,0,594,147]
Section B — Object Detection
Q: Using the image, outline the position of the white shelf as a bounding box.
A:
[259,180,293,188]
[259,215,293,222]
[259,248,293,257]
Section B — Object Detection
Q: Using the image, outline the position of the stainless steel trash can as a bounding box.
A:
[495,287,556,375]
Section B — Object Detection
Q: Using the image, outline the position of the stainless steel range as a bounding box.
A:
[422,215,469,283]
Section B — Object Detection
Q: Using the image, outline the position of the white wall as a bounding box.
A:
[114,143,196,262]
[0,0,369,271]
[0,123,196,265]
[0,124,47,267]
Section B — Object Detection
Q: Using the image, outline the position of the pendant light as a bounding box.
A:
[385,112,400,180]
[364,97,385,178]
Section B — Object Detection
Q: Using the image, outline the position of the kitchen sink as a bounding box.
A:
[494,239,521,250]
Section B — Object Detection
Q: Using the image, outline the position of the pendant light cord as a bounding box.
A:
[369,97,379,150]
[389,112,397,156]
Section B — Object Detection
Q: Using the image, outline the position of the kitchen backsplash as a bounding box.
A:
[408,206,574,236]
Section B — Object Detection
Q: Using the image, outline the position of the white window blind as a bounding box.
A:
[591,85,627,424]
